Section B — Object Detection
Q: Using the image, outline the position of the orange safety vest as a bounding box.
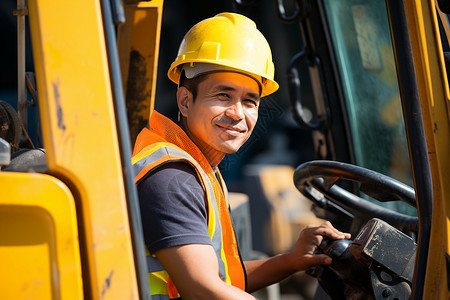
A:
[132,111,246,299]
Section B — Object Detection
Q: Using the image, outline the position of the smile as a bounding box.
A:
[216,124,246,136]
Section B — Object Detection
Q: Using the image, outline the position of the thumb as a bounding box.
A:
[308,254,332,267]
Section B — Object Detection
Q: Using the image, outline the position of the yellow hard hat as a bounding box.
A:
[168,12,279,97]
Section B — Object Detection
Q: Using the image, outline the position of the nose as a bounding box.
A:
[225,101,245,121]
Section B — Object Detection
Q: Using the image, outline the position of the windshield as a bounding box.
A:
[322,0,415,215]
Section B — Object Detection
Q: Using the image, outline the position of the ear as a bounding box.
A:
[176,87,193,117]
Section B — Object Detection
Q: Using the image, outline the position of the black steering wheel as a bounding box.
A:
[293,160,418,234]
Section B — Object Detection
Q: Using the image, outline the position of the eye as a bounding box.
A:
[244,99,259,108]
[216,93,230,100]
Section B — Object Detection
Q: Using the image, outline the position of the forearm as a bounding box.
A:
[244,253,297,293]
[157,244,257,300]
[181,279,256,300]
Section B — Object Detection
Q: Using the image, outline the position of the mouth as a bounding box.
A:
[216,123,246,136]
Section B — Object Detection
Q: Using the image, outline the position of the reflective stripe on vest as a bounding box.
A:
[133,142,244,298]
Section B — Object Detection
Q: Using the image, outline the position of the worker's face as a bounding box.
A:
[178,72,260,166]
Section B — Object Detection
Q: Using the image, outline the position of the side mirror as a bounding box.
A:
[0,137,11,168]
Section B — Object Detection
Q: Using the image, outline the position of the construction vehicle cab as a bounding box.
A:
[0,0,449,299]
[279,0,450,299]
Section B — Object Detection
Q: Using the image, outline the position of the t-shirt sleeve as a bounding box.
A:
[137,161,212,254]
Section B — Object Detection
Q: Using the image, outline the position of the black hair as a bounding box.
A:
[178,70,208,101]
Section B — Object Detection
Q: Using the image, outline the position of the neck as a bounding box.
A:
[179,118,225,167]
[201,149,225,168]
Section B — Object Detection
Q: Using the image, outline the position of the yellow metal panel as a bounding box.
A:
[118,0,163,144]
[27,0,138,299]
[0,172,83,299]
[403,0,450,298]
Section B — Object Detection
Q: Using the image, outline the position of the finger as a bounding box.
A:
[316,226,351,240]
[308,254,333,266]
[322,221,333,227]
[324,222,352,238]
[328,228,351,239]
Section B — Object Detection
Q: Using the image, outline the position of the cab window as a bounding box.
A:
[322,0,415,215]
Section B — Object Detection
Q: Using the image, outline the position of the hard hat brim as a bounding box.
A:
[168,60,279,97]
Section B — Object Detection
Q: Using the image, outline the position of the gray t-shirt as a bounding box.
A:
[138,162,213,254]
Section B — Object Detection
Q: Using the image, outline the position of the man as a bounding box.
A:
[132,12,350,299]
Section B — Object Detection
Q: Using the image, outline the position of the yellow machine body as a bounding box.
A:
[0,0,162,299]
[403,1,450,298]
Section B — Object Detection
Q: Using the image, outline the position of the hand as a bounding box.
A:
[288,221,351,271]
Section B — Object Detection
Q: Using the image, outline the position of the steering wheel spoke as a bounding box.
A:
[322,176,340,190]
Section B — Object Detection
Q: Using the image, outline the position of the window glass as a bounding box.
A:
[323,0,415,215]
